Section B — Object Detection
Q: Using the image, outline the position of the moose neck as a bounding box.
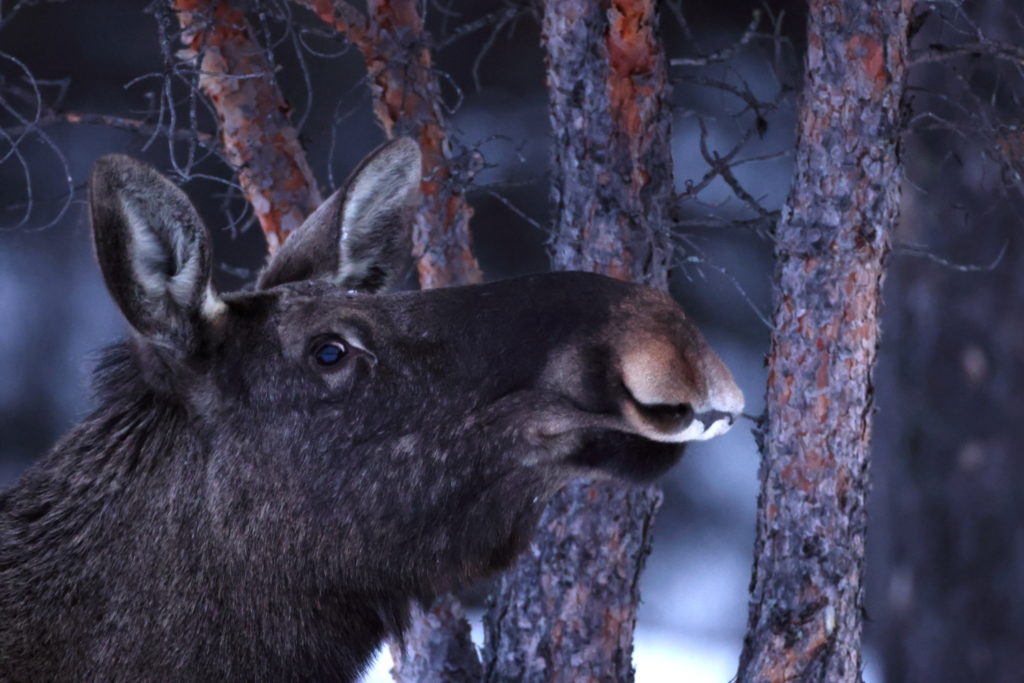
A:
[0,346,365,678]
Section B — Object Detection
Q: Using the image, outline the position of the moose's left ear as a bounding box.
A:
[258,138,421,292]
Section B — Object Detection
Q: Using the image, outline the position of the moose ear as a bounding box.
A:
[89,155,221,354]
[258,138,421,292]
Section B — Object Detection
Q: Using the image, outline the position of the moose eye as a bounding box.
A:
[313,340,347,367]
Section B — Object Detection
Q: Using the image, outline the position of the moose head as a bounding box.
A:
[0,139,743,680]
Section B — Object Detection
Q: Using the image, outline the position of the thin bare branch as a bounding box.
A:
[5,110,218,149]
[672,247,772,328]
[911,40,1024,67]
[894,239,1009,272]
[0,51,74,230]
[434,4,520,50]
[670,9,761,67]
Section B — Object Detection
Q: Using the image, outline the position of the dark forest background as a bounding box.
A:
[1,1,1021,680]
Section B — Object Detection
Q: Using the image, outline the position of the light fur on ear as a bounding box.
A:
[89,155,222,353]
[258,138,421,292]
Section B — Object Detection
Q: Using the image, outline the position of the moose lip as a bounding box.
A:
[619,383,736,443]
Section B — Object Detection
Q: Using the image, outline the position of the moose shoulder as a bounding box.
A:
[0,139,743,681]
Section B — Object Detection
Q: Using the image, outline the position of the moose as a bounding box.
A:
[0,139,743,681]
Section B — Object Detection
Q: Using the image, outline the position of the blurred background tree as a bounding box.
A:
[871,1,1024,680]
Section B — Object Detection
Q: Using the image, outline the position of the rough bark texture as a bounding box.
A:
[174,0,322,252]
[384,593,480,683]
[300,0,482,288]
[542,0,674,288]
[483,482,662,682]
[737,1,911,681]
[481,2,674,681]
[877,224,1024,681]
[387,595,482,683]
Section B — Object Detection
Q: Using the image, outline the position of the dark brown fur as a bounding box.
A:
[0,140,742,681]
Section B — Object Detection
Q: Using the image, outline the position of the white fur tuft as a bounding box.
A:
[122,196,208,310]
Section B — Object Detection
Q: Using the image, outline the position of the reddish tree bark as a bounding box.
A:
[737,1,912,680]
[299,0,482,288]
[543,0,675,287]
[173,0,322,252]
[481,1,675,680]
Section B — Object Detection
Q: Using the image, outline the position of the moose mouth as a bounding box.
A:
[558,383,733,482]
[566,428,687,483]
[619,382,738,444]
[518,380,739,454]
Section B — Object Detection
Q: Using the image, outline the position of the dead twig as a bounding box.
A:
[670,10,761,67]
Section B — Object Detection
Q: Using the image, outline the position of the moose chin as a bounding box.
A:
[0,138,743,682]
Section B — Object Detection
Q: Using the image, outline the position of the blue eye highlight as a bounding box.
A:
[314,341,347,366]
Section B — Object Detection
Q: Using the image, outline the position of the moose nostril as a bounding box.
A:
[632,400,694,432]
[643,402,693,423]
[695,409,735,426]
[618,379,695,433]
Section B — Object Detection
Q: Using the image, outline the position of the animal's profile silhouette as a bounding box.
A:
[0,139,743,681]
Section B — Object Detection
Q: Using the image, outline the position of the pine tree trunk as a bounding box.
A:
[387,595,482,682]
[737,1,912,680]
[482,1,674,680]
